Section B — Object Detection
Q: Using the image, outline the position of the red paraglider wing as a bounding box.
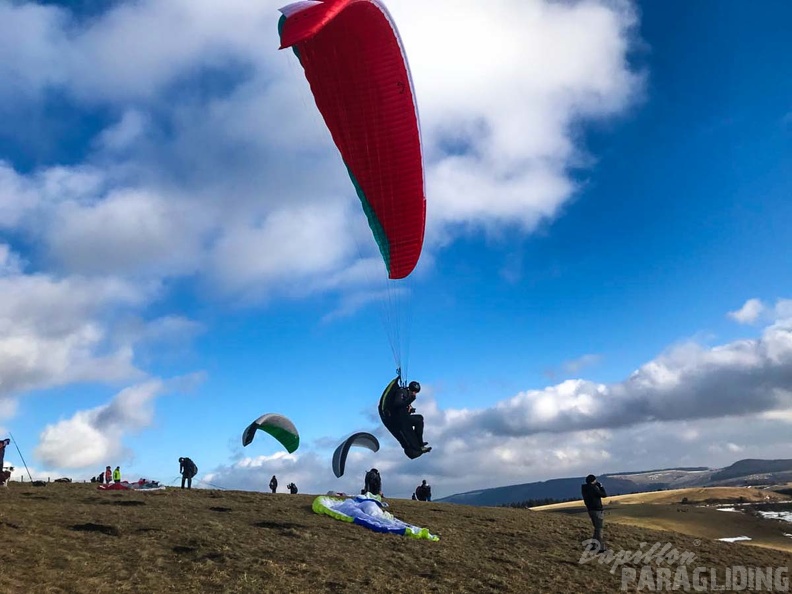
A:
[279,0,426,279]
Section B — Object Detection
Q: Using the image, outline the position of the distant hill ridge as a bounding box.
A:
[710,459,792,481]
[436,458,792,507]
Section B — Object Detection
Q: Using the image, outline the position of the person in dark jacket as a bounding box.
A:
[364,468,382,497]
[179,457,198,489]
[378,378,431,459]
[581,474,607,552]
[286,482,298,494]
[0,438,9,471]
[269,475,278,493]
[415,479,432,501]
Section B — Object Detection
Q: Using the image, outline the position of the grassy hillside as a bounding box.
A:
[532,486,792,554]
[1,482,790,593]
[531,486,789,510]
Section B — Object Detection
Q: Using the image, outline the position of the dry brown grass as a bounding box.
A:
[1,482,790,593]
[530,486,792,555]
[531,486,789,510]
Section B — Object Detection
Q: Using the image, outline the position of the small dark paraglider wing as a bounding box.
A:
[332,432,380,478]
[242,413,300,453]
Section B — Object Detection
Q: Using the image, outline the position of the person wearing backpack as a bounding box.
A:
[179,457,198,489]
[363,468,382,497]
[415,479,432,501]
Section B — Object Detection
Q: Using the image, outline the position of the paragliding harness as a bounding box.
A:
[378,374,424,459]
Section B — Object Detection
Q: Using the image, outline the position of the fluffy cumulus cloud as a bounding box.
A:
[0,249,210,402]
[35,380,166,468]
[0,0,644,467]
[204,451,325,493]
[458,316,792,438]
[22,0,787,500]
[394,0,641,236]
[728,298,765,324]
[0,266,153,399]
[206,306,792,497]
[0,0,643,296]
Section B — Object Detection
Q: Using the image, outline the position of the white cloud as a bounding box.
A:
[0,1,701,497]
[209,306,792,495]
[95,109,149,153]
[0,398,18,423]
[314,311,792,496]
[0,252,207,402]
[35,379,166,468]
[563,353,602,375]
[0,0,276,104]
[204,451,324,493]
[728,298,765,324]
[773,299,792,321]
[0,0,643,301]
[34,374,203,469]
[0,244,23,276]
[395,0,642,238]
[0,270,153,398]
[459,318,792,438]
[48,187,207,276]
[206,202,357,299]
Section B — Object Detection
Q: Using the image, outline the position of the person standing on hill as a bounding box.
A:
[269,475,278,493]
[104,466,112,484]
[415,479,432,501]
[364,468,382,497]
[113,466,121,483]
[0,438,9,470]
[581,474,608,553]
[179,457,198,489]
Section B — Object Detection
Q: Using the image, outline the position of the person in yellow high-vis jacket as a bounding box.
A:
[113,466,121,483]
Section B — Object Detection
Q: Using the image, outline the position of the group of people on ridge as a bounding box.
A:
[91,465,122,484]
[268,475,298,494]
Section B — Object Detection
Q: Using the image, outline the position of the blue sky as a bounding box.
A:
[0,0,790,499]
